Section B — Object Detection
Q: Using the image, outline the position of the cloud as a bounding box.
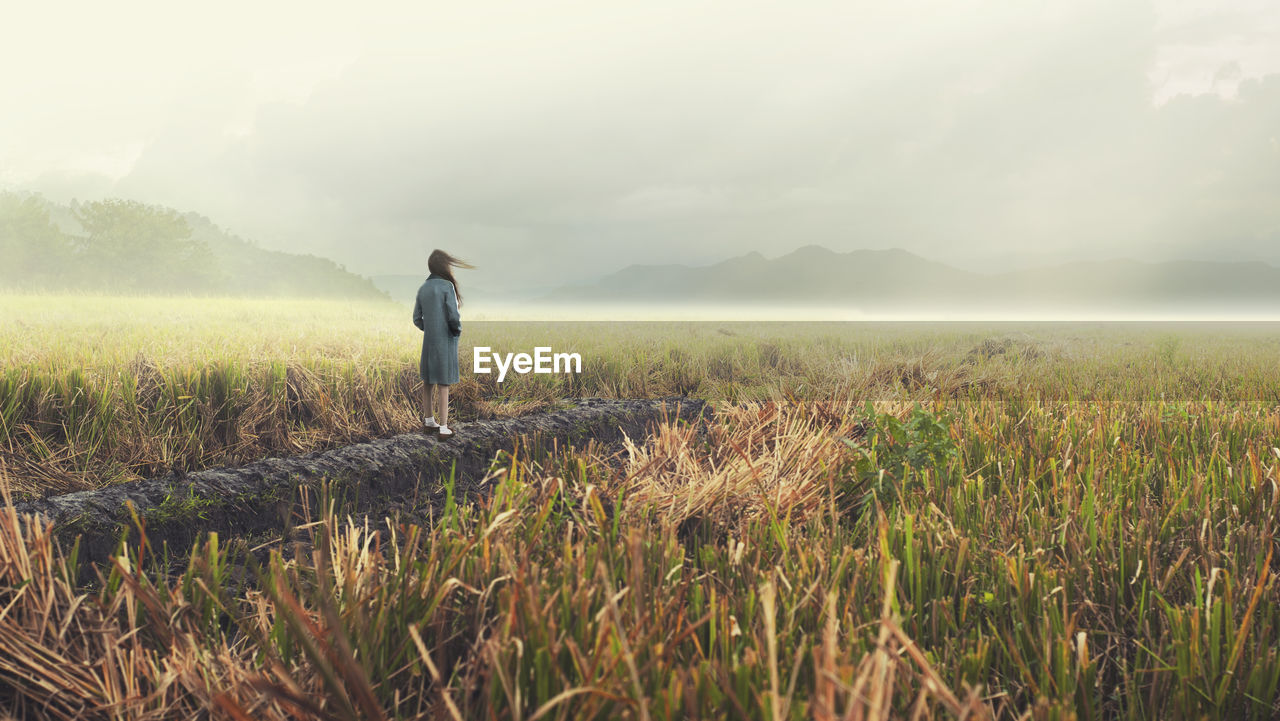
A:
[5,0,1279,288]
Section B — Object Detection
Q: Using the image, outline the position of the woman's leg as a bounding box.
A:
[437,385,450,427]
[420,382,434,420]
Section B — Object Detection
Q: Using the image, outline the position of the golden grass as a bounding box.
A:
[3,293,1280,717]
[2,392,1278,718]
[0,410,994,720]
[5,293,1280,496]
[617,401,865,531]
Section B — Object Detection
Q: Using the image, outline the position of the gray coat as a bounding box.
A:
[413,275,462,385]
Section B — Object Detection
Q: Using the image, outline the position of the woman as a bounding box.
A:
[413,249,473,438]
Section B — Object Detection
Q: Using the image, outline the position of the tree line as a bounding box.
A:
[0,193,385,298]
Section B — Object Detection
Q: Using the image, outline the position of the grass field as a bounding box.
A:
[2,293,1280,719]
[4,294,1280,494]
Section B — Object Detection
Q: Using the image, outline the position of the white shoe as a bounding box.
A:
[438,424,455,438]
[423,416,439,431]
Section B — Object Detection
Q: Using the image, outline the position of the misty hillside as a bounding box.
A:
[0,192,386,299]
[546,245,1280,313]
[546,246,983,304]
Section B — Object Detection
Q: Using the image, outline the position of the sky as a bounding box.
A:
[2,0,1278,294]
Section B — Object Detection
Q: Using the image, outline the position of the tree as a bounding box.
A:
[0,193,71,288]
[71,199,220,292]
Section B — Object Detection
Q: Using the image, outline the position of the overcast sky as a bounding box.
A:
[3,0,1278,291]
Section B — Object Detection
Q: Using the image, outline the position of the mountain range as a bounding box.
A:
[543,245,1280,314]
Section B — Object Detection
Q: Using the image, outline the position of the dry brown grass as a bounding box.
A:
[617,401,866,532]
[0,406,1006,720]
[7,304,1280,497]
[5,318,1280,719]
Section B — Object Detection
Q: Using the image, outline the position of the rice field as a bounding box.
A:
[1,293,1279,718]
[3,293,1279,495]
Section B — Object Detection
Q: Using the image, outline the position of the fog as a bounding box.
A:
[466,304,1280,323]
[3,0,1279,299]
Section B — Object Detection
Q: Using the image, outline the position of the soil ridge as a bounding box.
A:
[8,397,707,566]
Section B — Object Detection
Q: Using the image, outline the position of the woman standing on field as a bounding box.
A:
[413,249,473,438]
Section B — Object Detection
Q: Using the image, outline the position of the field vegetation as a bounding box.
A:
[3,294,1279,495]
[1,293,1279,718]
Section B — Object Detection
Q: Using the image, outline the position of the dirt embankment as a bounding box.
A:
[10,398,708,567]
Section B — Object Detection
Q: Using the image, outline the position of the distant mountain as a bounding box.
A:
[544,244,1280,313]
[546,246,982,305]
[0,192,387,299]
